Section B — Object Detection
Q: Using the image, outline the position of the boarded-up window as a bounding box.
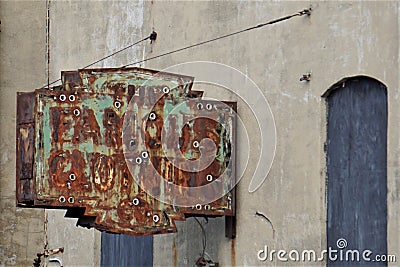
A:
[326,76,387,266]
[101,233,153,267]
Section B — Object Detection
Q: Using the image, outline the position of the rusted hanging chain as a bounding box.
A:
[33,211,65,267]
[33,247,64,267]
[121,8,311,68]
[44,210,49,251]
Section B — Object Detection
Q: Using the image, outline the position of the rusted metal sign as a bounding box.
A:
[17,67,236,236]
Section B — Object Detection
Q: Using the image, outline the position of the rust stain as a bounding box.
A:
[231,239,236,267]
[16,67,236,235]
[173,238,177,267]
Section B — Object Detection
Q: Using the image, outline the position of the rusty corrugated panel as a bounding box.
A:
[16,67,236,235]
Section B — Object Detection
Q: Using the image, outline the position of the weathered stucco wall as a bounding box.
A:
[0,1,399,266]
[144,1,400,266]
[0,1,46,266]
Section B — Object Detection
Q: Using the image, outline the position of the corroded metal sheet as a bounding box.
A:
[16,67,236,235]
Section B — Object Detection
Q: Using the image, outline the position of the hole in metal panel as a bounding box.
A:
[153,214,160,222]
[141,151,148,159]
[149,112,156,121]
[69,173,76,181]
[129,139,136,147]
[59,196,66,203]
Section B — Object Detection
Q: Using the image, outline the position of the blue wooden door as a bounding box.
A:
[101,233,153,267]
[326,77,387,266]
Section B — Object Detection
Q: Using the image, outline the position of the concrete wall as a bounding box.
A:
[1,1,399,266]
[0,1,46,266]
[146,1,400,266]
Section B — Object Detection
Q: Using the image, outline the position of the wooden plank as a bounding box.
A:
[326,77,387,266]
[16,92,36,203]
[100,233,153,267]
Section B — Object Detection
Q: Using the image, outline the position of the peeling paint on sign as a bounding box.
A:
[16,67,236,235]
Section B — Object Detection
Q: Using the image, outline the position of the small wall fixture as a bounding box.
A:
[300,72,311,82]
